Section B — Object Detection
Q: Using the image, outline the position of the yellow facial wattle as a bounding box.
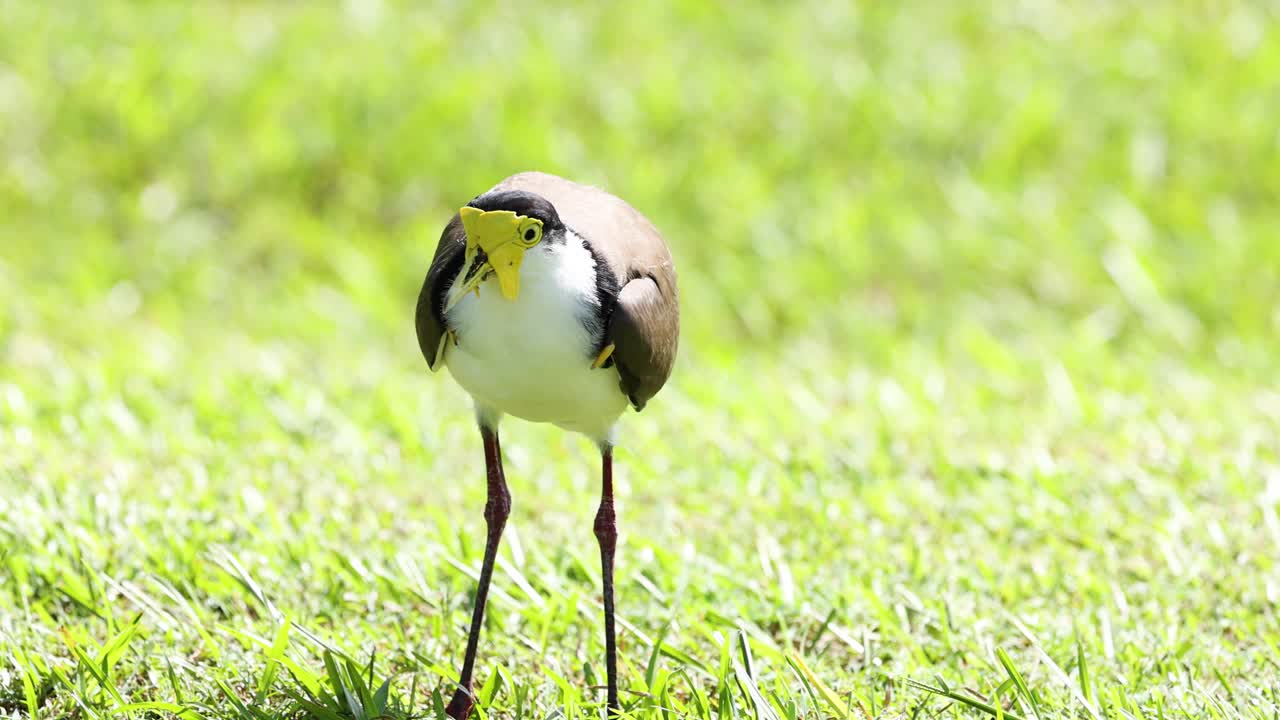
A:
[455,206,544,302]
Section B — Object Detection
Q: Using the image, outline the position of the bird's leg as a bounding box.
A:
[446,427,510,720]
[594,445,620,715]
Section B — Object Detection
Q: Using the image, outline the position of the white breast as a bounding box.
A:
[442,236,627,443]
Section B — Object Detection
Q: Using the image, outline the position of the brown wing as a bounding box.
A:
[415,214,466,371]
[490,172,680,409]
[609,275,679,410]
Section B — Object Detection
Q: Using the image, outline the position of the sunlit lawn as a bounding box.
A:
[3,2,1280,718]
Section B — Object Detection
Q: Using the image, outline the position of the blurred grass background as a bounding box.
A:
[3,1,1280,718]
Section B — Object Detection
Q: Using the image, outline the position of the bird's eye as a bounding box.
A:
[517,218,543,246]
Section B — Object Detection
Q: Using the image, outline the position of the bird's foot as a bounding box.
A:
[445,687,474,720]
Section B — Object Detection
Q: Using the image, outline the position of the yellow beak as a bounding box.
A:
[454,207,527,303]
[485,242,524,300]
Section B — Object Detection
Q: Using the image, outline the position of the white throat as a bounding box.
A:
[442,232,626,442]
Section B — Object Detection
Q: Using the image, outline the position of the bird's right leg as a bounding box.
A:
[594,444,620,715]
[446,426,510,720]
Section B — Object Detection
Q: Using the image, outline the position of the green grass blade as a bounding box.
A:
[904,677,1028,720]
[784,654,846,719]
[996,646,1043,720]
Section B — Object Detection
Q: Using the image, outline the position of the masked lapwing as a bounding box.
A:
[415,171,679,718]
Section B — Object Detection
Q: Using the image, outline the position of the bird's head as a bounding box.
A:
[447,190,564,309]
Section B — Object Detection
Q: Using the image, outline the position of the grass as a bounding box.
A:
[3,1,1280,718]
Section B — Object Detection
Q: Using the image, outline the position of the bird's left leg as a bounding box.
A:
[446,426,510,720]
[593,445,620,714]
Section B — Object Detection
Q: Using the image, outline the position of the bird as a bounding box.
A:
[415,171,679,719]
